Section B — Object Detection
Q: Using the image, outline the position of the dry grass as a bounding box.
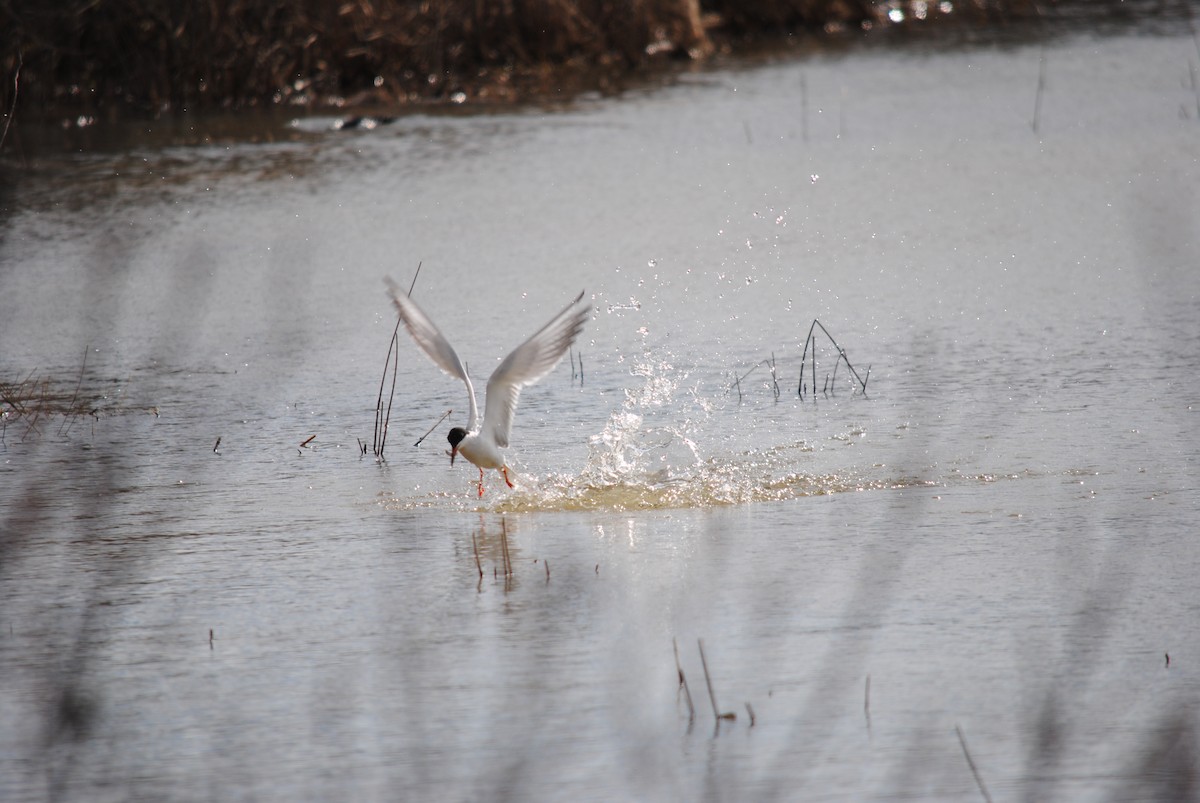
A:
[0,359,154,444]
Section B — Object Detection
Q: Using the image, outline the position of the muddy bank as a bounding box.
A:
[0,0,1192,133]
[0,1,1048,120]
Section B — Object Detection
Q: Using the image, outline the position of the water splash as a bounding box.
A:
[489,355,915,512]
[386,354,935,513]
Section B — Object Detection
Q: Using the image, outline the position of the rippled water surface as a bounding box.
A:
[3,24,1199,801]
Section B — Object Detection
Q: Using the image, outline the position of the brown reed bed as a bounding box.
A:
[1,348,161,444]
[0,0,1056,127]
[1,359,99,443]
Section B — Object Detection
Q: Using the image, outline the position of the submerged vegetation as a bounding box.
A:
[2,0,1060,124]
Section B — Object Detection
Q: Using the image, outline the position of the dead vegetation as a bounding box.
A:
[0,351,155,445]
[0,0,1052,122]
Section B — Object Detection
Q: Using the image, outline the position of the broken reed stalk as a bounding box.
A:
[413,408,452,447]
[955,724,994,803]
[373,325,400,457]
[673,638,695,724]
[374,262,421,458]
[379,329,402,457]
[799,319,816,398]
[698,639,735,722]
[472,530,483,579]
[500,518,513,582]
[799,319,868,398]
[731,360,767,401]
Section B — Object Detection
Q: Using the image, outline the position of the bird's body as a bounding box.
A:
[387,281,590,496]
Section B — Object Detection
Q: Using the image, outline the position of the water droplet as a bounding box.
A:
[647,259,657,268]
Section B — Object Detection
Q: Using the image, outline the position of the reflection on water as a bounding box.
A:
[3,21,1200,803]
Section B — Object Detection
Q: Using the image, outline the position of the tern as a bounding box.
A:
[387,280,590,497]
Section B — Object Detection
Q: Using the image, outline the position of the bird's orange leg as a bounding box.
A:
[477,467,485,498]
[501,465,515,489]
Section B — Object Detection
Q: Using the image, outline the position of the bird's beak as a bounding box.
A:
[450,446,457,465]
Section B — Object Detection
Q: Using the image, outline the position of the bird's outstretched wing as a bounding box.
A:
[482,291,590,448]
[386,278,479,431]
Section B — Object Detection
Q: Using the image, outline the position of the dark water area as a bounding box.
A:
[2,11,1200,802]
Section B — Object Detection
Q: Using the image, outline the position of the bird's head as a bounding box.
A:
[447,427,467,464]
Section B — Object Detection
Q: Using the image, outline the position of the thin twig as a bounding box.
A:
[379,333,399,457]
[376,262,422,457]
[500,518,512,587]
[414,408,452,447]
[736,362,761,386]
[673,638,695,724]
[698,639,735,722]
[472,530,482,579]
[812,319,867,393]
[798,320,817,398]
[955,724,994,803]
[373,326,399,456]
